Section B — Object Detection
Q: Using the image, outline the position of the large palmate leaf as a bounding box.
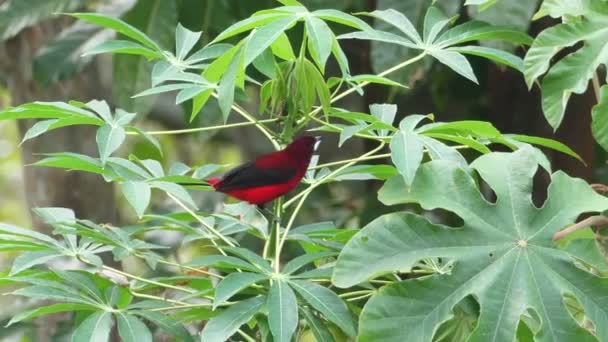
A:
[334,148,608,341]
[524,1,608,130]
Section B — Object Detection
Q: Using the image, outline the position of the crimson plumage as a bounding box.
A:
[207,136,320,205]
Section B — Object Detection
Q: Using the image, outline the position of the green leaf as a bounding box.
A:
[466,0,536,51]
[134,311,194,342]
[437,21,533,47]
[96,124,126,162]
[523,19,608,129]
[312,9,372,31]
[71,311,113,342]
[217,49,244,122]
[200,296,265,342]
[428,49,478,84]
[22,116,104,143]
[213,272,268,309]
[419,120,500,137]
[416,133,462,161]
[534,0,607,19]
[175,23,201,61]
[366,8,422,44]
[151,181,197,209]
[423,133,491,154]
[186,255,259,272]
[592,84,608,151]
[33,152,104,175]
[70,13,161,51]
[117,313,152,342]
[10,250,63,276]
[7,303,94,326]
[422,6,451,44]
[213,13,290,43]
[449,45,523,72]
[12,285,94,305]
[0,223,59,246]
[0,101,96,121]
[334,147,608,340]
[507,134,583,162]
[524,21,604,88]
[0,0,82,40]
[84,40,161,59]
[267,280,299,342]
[33,207,76,224]
[223,246,273,273]
[120,181,151,219]
[186,43,233,64]
[282,251,337,275]
[289,280,355,337]
[271,32,296,60]
[244,15,299,66]
[390,130,424,186]
[348,74,406,88]
[301,307,336,342]
[378,174,408,205]
[112,0,177,116]
[305,16,333,72]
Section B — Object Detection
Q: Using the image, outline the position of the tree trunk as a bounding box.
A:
[0,20,117,232]
[0,19,118,342]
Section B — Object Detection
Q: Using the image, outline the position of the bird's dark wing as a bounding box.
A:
[215,162,297,192]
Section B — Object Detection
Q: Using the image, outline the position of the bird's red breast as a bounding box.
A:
[207,136,320,205]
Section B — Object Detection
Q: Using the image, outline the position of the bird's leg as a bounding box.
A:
[257,204,281,223]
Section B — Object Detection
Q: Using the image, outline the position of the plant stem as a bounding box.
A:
[130,291,190,306]
[310,153,391,170]
[309,115,389,142]
[338,290,373,298]
[346,293,373,302]
[277,143,386,257]
[552,215,608,241]
[592,72,602,102]
[282,143,386,209]
[166,192,234,250]
[237,329,257,342]
[101,265,195,294]
[273,198,283,273]
[211,92,281,150]
[297,51,427,126]
[149,302,212,312]
[128,119,278,136]
[152,257,224,280]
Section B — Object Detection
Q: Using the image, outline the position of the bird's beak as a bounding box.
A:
[313,136,322,150]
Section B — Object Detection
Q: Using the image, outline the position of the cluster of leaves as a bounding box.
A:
[523,0,608,150]
[1,0,608,341]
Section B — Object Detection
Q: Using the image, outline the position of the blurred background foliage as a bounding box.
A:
[0,0,605,339]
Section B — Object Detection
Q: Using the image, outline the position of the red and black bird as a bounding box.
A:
[204,136,320,206]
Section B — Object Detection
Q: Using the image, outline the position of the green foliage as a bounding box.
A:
[524,0,608,132]
[335,148,608,340]
[1,1,607,341]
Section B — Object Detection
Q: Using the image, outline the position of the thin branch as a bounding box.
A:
[310,153,391,170]
[130,291,190,306]
[101,265,195,294]
[592,72,602,103]
[166,192,235,249]
[211,92,281,150]
[277,143,386,258]
[128,119,278,136]
[553,215,608,241]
